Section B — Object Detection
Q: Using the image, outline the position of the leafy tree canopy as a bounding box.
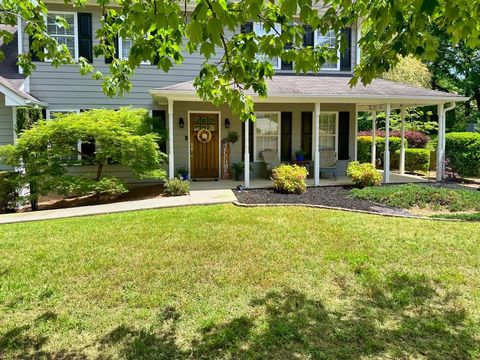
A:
[382,55,432,88]
[1,0,479,121]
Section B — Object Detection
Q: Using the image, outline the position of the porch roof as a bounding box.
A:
[150,75,468,109]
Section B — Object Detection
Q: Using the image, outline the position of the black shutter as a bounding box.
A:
[281,43,293,70]
[105,35,119,64]
[41,108,47,120]
[303,25,314,47]
[241,120,254,162]
[281,112,292,162]
[29,36,43,62]
[340,27,352,71]
[78,13,93,63]
[301,112,313,160]
[241,22,254,34]
[338,111,350,160]
[152,110,167,153]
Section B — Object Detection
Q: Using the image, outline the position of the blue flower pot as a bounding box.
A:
[296,154,305,161]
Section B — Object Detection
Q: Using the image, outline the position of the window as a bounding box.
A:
[314,29,340,70]
[319,112,338,153]
[119,37,132,60]
[254,112,280,161]
[46,12,78,60]
[253,22,281,69]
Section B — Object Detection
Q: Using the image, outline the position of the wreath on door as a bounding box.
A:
[197,129,212,143]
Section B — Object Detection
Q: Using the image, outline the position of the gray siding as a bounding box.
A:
[0,96,13,170]
[23,4,359,109]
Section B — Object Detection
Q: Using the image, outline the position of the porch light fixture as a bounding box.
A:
[224,118,230,129]
[179,117,184,128]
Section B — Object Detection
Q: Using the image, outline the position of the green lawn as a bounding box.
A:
[1,205,479,359]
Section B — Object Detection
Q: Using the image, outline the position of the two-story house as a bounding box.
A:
[0,2,467,188]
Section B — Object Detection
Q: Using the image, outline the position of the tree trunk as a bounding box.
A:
[29,181,38,211]
[96,162,104,181]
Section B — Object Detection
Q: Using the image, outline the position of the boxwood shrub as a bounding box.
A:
[272,164,308,194]
[392,148,431,173]
[357,136,407,169]
[445,132,480,177]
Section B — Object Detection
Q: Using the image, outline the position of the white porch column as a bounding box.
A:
[354,104,358,161]
[399,105,406,174]
[167,98,175,179]
[314,102,320,186]
[244,119,250,188]
[436,103,445,182]
[371,110,377,166]
[384,104,391,183]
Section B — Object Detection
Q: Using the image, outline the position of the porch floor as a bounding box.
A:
[189,172,430,191]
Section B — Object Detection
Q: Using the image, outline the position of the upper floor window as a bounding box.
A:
[314,30,340,70]
[119,38,132,60]
[46,12,78,60]
[253,22,281,70]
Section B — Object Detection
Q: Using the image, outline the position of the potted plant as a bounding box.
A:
[176,167,189,180]
[222,131,239,144]
[232,161,253,181]
[295,149,306,161]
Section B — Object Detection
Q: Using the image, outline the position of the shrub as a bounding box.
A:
[272,164,307,194]
[444,132,480,177]
[165,178,190,196]
[0,171,24,213]
[358,130,428,148]
[346,161,382,188]
[392,148,430,173]
[357,136,407,168]
[351,184,480,212]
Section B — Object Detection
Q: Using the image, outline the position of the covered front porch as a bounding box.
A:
[150,75,468,189]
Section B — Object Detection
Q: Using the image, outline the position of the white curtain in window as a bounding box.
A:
[255,112,279,161]
[319,113,336,151]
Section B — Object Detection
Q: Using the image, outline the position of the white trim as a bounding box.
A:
[356,19,361,66]
[17,15,23,74]
[318,111,339,159]
[314,29,341,71]
[118,36,152,65]
[45,11,79,61]
[12,106,17,144]
[187,110,222,179]
[353,105,358,160]
[383,103,391,183]
[253,111,281,162]
[314,103,320,186]
[168,99,174,179]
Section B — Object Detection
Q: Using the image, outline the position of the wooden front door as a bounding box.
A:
[190,113,219,178]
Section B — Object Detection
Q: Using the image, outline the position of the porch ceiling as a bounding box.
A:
[150,75,468,109]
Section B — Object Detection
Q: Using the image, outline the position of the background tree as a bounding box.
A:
[428,27,480,131]
[1,0,479,122]
[0,108,166,209]
[382,55,432,88]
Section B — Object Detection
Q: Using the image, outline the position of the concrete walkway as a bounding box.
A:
[0,189,237,225]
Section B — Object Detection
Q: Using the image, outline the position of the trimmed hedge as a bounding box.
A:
[358,130,428,148]
[445,132,480,177]
[393,148,430,173]
[357,136,407,168]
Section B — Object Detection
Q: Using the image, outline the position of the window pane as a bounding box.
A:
[121,38,132,59]
[255,112,279,161]
[319,136,335,150]
[319,113,336,151]
[253,22,280,69]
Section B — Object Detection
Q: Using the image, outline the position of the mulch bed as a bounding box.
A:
[234,186,412,216]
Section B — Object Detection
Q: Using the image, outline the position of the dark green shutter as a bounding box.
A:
[303,25,314,47]
[281,43,293,70]
[301,112,313,160]
[241,120,254,162]
[241,22,253,33]
[78,13,93,62]
[338,111,350,160]
[340,27,352,71]
[152,110,167,153]
[281,112,292,161]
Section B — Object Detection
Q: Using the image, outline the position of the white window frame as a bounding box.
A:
[118,36,151,65]
[45,11,79,61]
[317,111,339,159]
[253,111,281,162]
[313,29,340,71]
[253,22,282,70]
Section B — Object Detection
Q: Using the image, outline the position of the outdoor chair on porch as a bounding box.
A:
[320,149,337,179]
[262,149,281,179]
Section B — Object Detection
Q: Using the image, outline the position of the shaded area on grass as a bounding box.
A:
[2,273,478,359]
[431,212,480,222]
